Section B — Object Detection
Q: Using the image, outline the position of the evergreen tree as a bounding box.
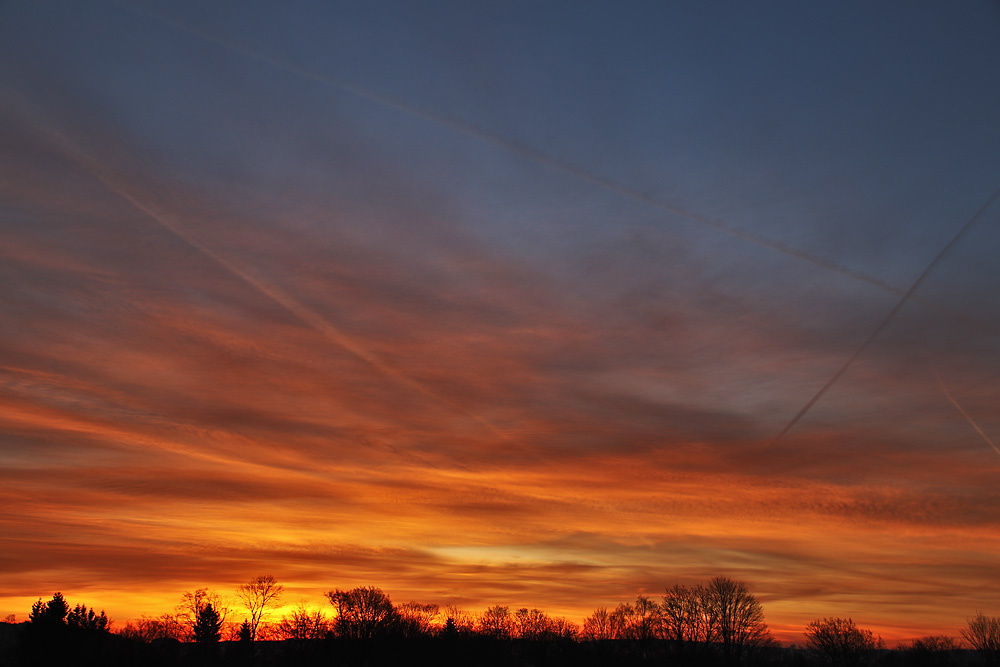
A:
[28,593,70,627]
[193,603,223,643]
[67,603,110,632]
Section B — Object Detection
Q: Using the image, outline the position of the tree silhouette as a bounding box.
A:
[581,606,619,640]
[477,605,513,639]
[118,614,185,642]
[662,583,711,645]
[326,586,398,639]
[616,595,662,642]
[963,613,1000,667]
[703,576,772,665]
[67,604,110,632]
[238,620,252,642]
[193,603,223,643]
[907,635,960,667]
[442,605,475,635]
[177,588,228,641]
[396,601,439,638]
[513,607,555,640]
[276,603,329,640]
[550,616,579,640]
[29,592,69,627]
[236,574,283,642]
[805,617,883,667]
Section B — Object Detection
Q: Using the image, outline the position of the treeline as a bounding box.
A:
[3,575,999,667]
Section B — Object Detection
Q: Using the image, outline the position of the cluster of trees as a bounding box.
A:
[578,576,771,663]
[115,579,579,645]
[804,617,885,667]
[27,592,110,633]
[9,577,1000,667]
[116,575,285,644]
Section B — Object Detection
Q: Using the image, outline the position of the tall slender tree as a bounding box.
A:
[236,575,283,641]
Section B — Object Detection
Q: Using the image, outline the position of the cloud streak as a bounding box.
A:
[2,84,505,443]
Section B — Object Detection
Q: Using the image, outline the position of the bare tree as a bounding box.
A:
[625,595,662,641]
[514,607,555,640]
[236,575,283,642]
[964,614,1000,667]
[550,616,579,640]
[397,601,439,638]
[276,603,329,640]
[326,587,398,639]
[118,614,185,642]
[442,604,475,635]
[805,617,883,667]
[581,606,620,640]
[177,588,229,640]
[703,576,772,665]
[477,605,513,638]
[663,584,711,644]
[908,636,960,667]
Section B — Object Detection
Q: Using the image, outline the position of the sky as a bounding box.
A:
[1,0,1000,644]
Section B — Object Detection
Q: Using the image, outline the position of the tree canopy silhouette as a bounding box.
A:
[963,614,1000,667]
[67,604,109,633]
[326,586,398,640]
[28,592,69,628]
[192,603,222,643]
[805,617,883,667]
[704,576,773,664]
[177,588,228,641]
[236,574,283,642]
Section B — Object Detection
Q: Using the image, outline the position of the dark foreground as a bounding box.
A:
[0,623,983,667]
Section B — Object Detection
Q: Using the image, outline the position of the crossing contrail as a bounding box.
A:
[2,85,505,439]
[776,187,1000,440]
[20,2,1000,443]
[936,370,1000,458]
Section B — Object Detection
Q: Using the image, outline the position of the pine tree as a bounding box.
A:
[28,593,70,627]
[193,603,223,643]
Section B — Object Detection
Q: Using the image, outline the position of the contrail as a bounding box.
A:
[103,1,1000,337]
[2,85,505,439]
[935,370,1000,458]
[108,0,912,299]
[776,187,1000,440]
